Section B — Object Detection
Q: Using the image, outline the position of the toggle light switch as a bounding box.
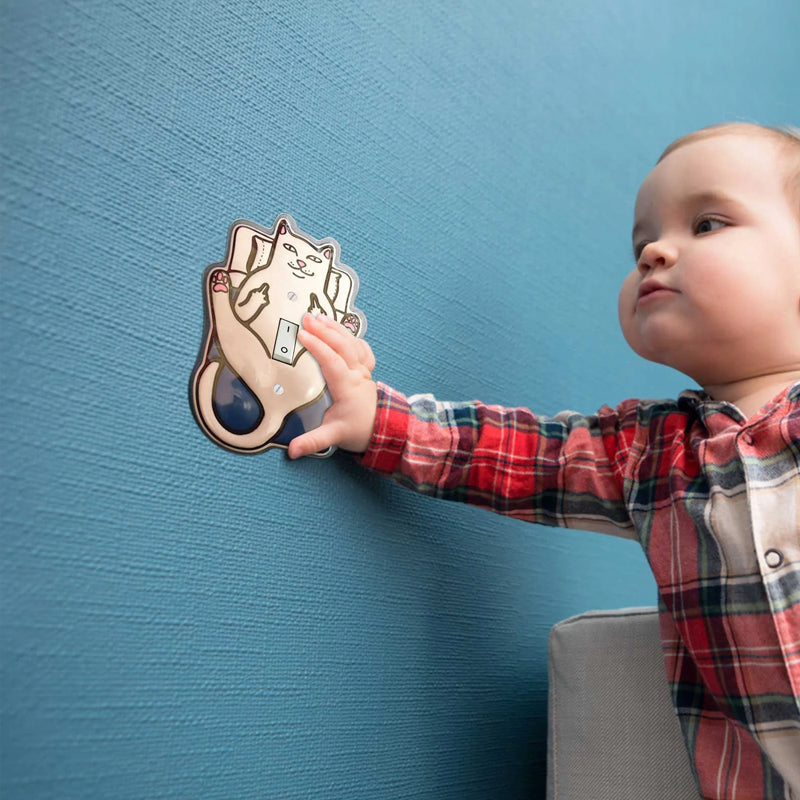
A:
[272,318,299,365]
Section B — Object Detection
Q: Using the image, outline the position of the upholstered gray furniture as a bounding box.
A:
[547,607,700,799]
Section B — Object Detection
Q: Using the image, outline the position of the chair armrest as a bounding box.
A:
[546,607,699,800]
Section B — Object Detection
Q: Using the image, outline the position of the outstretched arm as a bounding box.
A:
[287,313,378,459]
[358,386,638,538]
[289,313,635,539]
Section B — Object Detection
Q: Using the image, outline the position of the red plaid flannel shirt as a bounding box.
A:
[360,381,800,800]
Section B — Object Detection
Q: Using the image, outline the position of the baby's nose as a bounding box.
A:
[296,259,306,268]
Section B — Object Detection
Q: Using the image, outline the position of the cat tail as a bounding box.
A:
[192,360,286,453]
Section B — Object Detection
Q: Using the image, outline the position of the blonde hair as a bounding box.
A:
[657,122,800,216]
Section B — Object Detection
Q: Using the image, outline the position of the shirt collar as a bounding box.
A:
[678,379,800,429]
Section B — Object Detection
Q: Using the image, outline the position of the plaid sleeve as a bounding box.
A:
[360,382,639,537]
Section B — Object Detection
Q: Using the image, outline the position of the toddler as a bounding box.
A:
[288,122,800,800]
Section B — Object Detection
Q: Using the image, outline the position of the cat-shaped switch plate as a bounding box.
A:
[190,215,366,456]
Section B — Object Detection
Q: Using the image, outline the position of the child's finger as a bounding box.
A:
[357,337,376,372]
[303,314,356,359]
[302,314,365,370]
[297,328,349,386]
[316,315,374,370]
[287,421,342,459]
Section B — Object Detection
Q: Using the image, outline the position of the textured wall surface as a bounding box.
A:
[2,1,798,798]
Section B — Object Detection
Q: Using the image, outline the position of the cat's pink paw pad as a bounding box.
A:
[211,271,229,293]
[340,313,360,335]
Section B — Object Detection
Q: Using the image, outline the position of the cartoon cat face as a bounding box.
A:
[267,220,334,281]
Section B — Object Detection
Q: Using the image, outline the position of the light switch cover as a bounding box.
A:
[190,216,367,456]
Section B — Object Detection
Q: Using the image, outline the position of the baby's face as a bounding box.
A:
[618,134,800,386]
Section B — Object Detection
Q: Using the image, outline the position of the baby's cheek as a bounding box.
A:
[617,272,640,347]
[618,272,637,316]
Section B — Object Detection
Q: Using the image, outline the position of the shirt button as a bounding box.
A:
[765,549,784,568]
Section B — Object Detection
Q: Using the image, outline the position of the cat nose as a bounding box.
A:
[296,259,306,268]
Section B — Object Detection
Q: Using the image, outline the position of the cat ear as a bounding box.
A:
[273,216,291,238]
[320,245,333,261]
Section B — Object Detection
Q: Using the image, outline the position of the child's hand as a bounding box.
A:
[287,313,378,459]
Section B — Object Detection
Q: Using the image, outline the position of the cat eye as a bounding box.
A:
[306,254,322,263]
[283,243,298,254]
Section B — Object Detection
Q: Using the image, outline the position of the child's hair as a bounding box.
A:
[657,122,800,218]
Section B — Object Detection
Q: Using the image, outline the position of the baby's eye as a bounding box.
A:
[695,218,727,234]
[283,243,298,254]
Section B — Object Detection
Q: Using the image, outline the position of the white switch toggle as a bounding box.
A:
[272,318,299,365]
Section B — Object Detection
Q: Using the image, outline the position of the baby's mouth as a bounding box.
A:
[637,279,679,304]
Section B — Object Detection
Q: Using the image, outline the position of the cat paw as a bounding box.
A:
[340,313,360,335]
[211,270,229,294]
[307,294,325,316]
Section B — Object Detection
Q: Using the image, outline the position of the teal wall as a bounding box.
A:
[2,1,798,797]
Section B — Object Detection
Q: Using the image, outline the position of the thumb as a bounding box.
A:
[287,424,339,459]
